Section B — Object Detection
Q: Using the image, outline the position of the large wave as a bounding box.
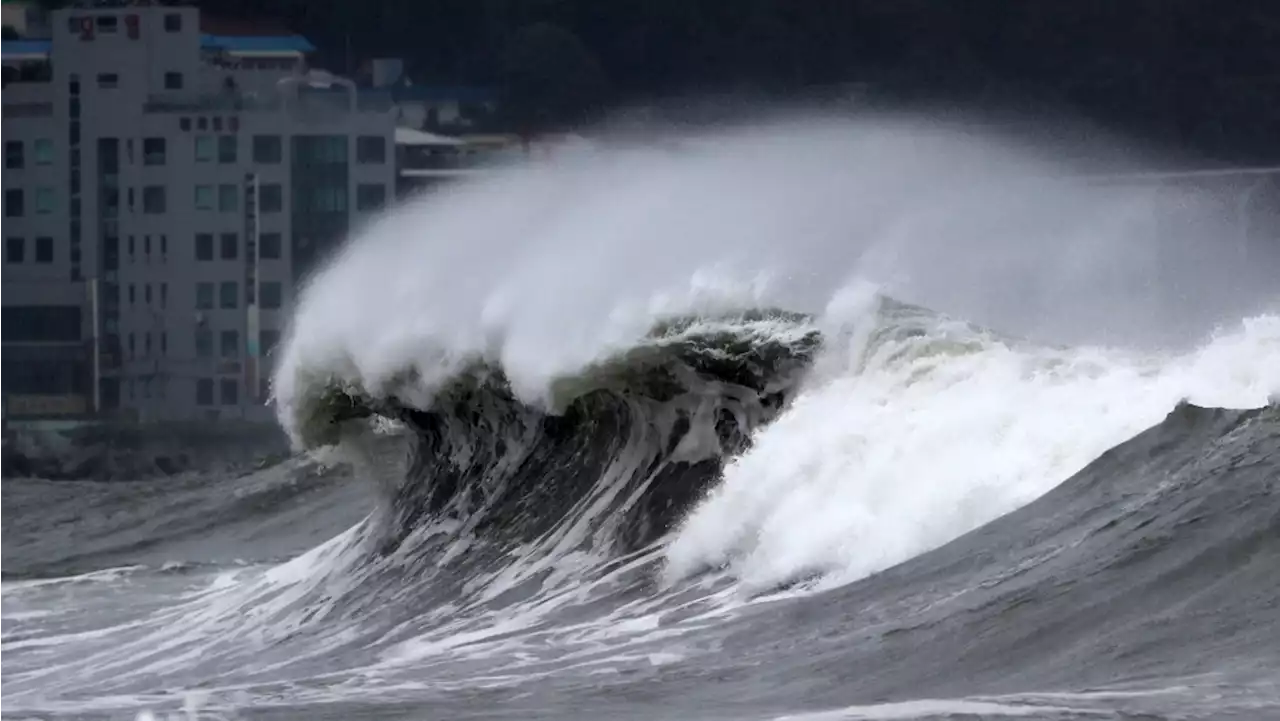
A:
[273,117,1279,594]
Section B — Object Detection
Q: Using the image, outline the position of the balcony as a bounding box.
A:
[143,86,392,115]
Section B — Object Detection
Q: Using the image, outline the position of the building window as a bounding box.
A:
[195,282,214,310]
[5,237,24,263]
[160,283,168,308]
[194,185,214,210]
[35,236,53,263]
[196,378,214,405]
[161,330,168,354]
[96,16,118,33]
[35,187,55,214]
[180,117,191,131]
[219,281,238,309]
[142,185,166,214]
[260,281,283,309]
[252,135,282,164]
[164,13,181,32]
[195,136,214,162]
[164,72,183,90]
[220,232,238,260]
[127,333,135,359]
[218,184,238,212]
[260,183,283,213]
[195,233,213,261]
[356,135,385,163]
[300,186,347,213]
[195,327,213,357]
[259,232,282,259]
[5,189,24,217]
[220,378,238,405]
[218,135,237,164]
[97,73,119,89]
[4,141,22,169]
[145,284,152,304]
[34,138,53,165]
[261,329,280,358]
[220,329,239,358]
[356,183,386,212]
[128,284,136,305]
[143,137,165,165]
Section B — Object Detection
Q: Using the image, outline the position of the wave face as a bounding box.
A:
[5,117,1280,720]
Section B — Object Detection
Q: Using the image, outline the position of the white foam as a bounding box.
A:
[664,312,1280,591]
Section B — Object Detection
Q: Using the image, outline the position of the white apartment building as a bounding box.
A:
[3,2,395,423]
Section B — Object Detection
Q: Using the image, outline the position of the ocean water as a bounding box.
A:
[4,116,1280,721]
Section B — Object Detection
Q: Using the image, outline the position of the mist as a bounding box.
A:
[276,111,1279,439]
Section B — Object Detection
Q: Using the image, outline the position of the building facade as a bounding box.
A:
[3,3,395,423]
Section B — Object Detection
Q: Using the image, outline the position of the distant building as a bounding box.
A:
[2,2,395,423]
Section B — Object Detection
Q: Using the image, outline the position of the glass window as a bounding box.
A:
[194,185,214,210]
[195,233,213,261]
[220,378,238,405]
[143,137,165,165]
[260,281,283,309]
[34,138,53,165]
[35,237,53,263]
[164,72,183,90]
[218,184,238,212]
[160,283,168,308]
[195,136,215,162]
[259,232,282,259]
[356,135,386,163]
[4,141,23,169]
[143,186,166,214]
[97,73,119,89]
[195,282,214,310]
[35,187,55,214]
[260,183,283,213]
[219,281,237,309]
[4,189,22,217]
[195,328,213,357]
[261,329,281,358]
[218,135,237,164]
[196,378,214,405]
[5,237,24,263]
[252,135,282,164]
[220,232,238,260]
[164,13,181,32]
[356,183,386,212]
[220,329,239,358]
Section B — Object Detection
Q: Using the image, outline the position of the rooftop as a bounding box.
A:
[1,34,315,62]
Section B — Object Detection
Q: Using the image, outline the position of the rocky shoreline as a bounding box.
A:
[1,422,291,481]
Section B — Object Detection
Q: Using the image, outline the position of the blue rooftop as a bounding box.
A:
[2,39,51,58]
[201,34,315,54]
[2,35,314,60]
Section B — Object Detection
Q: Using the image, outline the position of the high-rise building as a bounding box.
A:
[2,3,395,423]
